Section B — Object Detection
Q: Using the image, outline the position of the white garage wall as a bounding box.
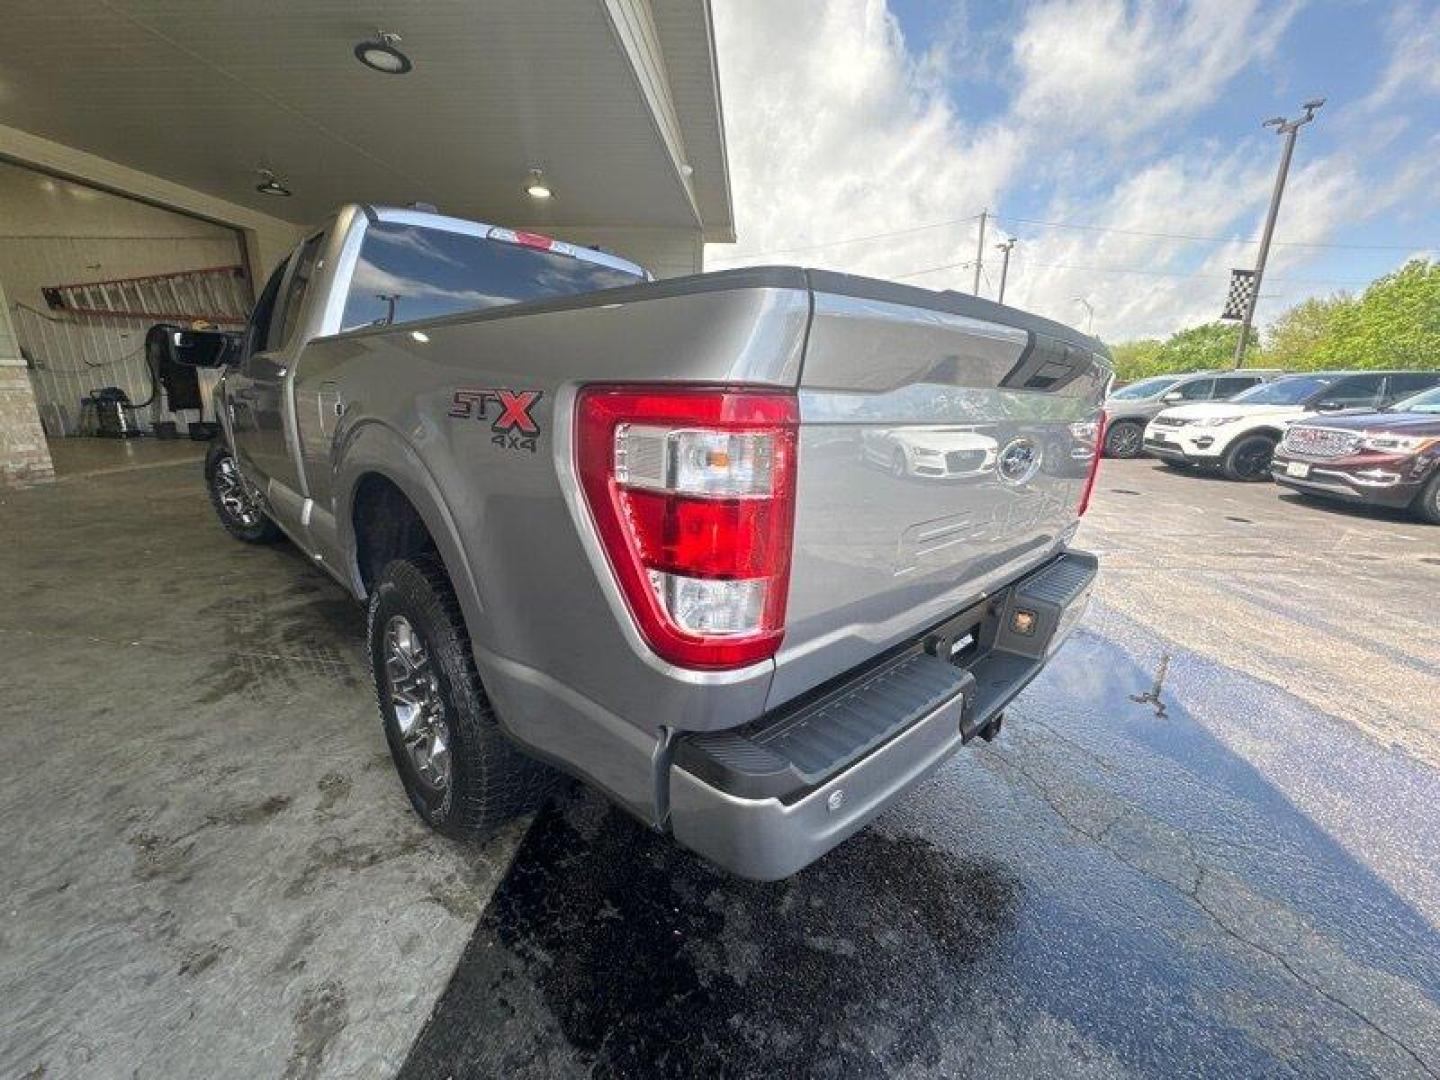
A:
[0,162,246,434]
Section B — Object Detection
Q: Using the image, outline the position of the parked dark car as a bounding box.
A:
[1271,381,1440,523]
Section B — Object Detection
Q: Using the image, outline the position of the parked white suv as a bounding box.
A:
[1143,372,1410,480]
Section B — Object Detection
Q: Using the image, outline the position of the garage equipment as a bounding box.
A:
[79,387,140,438]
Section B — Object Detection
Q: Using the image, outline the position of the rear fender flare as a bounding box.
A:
[333,420,487,639]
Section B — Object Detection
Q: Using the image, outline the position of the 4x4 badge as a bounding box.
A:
[449,388,544,452]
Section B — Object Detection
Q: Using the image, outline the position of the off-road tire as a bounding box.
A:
[368,555,557,839]
[1413,472,1440,525]
[205,443,283,543]
[1104,420,1145,458]
[1220,433,1277,482]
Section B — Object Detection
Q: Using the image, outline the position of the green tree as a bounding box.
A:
[1152,322,1257,371]
[1108,259,1440,379]
[1310,260,1440,370]
[1266,294,1352,370]
[1110,338,1163,382]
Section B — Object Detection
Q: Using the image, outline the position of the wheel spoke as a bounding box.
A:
[382,614,451,790]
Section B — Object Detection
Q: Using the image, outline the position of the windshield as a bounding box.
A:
[1230,375,1336,406]
[341,221,645,331]
[1109,375,1182,400]
[1394,386,1440,414]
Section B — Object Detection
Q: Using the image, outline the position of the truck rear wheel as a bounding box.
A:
[205,444,282,543]
[367,555,556,838]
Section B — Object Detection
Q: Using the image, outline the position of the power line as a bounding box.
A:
[707,212,982,263]
[991,213,1435,253]
[708,211,1434,266]
[895,258,1367,287]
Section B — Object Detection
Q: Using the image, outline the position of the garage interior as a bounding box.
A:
[0,3,731,1076]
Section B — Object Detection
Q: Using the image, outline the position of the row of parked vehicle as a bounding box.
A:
[1103,368,1440,523]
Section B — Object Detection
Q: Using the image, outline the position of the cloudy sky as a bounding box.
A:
[705,0,1440,342]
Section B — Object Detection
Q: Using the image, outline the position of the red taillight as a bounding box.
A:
[1077,411,1105,516]
[576,386,798,669]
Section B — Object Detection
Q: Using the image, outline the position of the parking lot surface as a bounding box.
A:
[3,452,1438,1078]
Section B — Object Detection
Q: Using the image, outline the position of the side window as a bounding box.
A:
[268,233,325,350]
[1322,375,1384,408]
[244,257,290,358]
[1175,378,1214,400]
[1385,372,1440,401]
[1212,376,1259,398]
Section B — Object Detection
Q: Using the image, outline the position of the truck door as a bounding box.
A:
[229,232,324,522]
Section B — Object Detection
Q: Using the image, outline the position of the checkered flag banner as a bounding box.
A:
[1222,269,1256,321]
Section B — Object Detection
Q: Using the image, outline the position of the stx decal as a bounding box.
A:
[449,388,544,453]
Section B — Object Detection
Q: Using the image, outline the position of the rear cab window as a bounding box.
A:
[340,220,646,332]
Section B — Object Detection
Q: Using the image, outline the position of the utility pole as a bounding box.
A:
[995,238,1016,304]
[1072,297,1094,335]
[1232,98,1324,368]
[971,209,988,295]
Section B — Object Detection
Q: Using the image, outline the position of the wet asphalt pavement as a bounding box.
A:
[401,595,1440,1078]
[7,449,1437,1078]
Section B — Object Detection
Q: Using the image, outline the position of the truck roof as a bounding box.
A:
[359,203,650,281]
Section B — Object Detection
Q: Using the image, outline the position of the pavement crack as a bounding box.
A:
[988,749,1438,1077]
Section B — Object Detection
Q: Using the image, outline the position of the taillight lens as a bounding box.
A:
[576,386,798,669]
[1076,410,1105,516]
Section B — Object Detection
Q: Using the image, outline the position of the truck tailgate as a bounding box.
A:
[770,272,1109,707]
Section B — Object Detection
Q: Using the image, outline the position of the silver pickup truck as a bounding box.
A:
[176,204,1109,880]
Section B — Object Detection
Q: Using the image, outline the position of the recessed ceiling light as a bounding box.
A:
[524,168,553,199]
[355,31,412,75]
[255,169,291,197]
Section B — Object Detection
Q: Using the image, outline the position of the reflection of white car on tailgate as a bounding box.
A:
[862,427,999,478]
[1143,372,1392,481]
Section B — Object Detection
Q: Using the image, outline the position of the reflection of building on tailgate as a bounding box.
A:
[862,428,999,479]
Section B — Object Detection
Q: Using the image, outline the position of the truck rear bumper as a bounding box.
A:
[668,550,1097,880]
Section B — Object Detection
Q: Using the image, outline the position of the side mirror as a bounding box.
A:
[1160,390,1183,403]
[147,323,240,369]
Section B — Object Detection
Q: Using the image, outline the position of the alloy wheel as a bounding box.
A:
[215,454,263,527]
[383,615,452,791]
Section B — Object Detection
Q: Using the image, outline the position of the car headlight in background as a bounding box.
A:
[1190,416,1241,428]
[1360,434,1437,453]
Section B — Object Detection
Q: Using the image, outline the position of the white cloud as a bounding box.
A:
[1360,2,1440,112]
[1011,0,1300,142]
[708,0,1021,280]
[707,0,1435,343]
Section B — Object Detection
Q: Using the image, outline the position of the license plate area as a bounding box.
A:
[1285,461,1310,478]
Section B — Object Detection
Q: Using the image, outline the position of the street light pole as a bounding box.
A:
[1072,296,1094,335]
[995,238,1016,304]
[972,209,988,295]
[1232,98,1324,368]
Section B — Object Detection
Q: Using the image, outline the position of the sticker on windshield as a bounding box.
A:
[449,388,544,453]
